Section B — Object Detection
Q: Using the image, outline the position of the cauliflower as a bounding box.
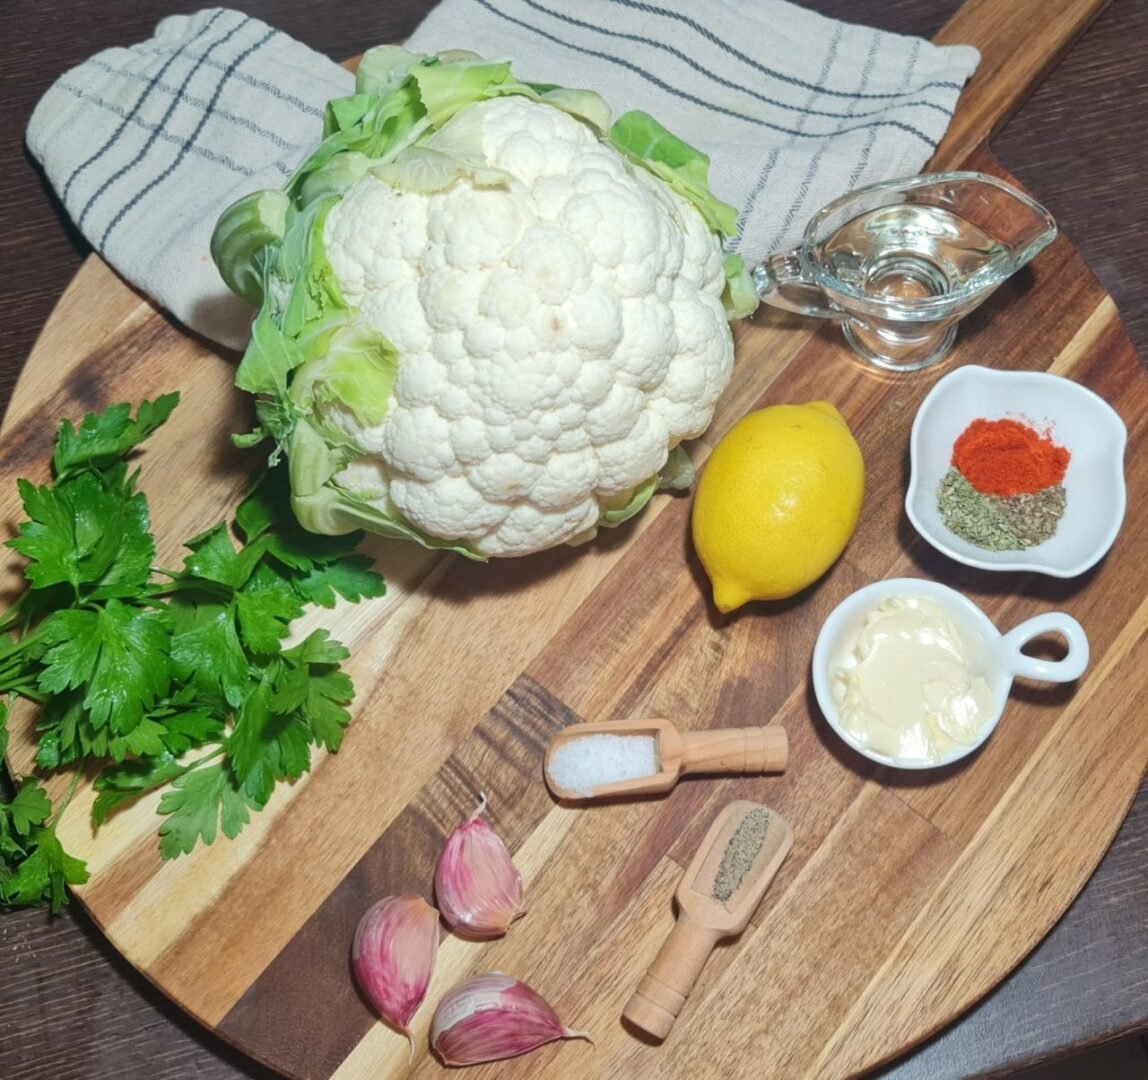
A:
[213,47,757,558]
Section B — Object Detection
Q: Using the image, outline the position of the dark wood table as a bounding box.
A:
[1,1,1145,1077]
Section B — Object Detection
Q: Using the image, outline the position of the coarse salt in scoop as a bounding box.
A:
[544,718,787,800]
[546,733,658,796]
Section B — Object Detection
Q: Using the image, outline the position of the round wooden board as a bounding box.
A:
[3,144,1146,1080]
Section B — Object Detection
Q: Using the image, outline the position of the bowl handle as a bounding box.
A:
[1000,613,1089,683]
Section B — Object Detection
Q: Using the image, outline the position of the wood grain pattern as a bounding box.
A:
[3,141,1145,1077]
[3,0,1147,1078]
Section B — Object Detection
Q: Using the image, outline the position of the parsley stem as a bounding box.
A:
[153,576,235,602]
[0,622,49,661]
[0,665,42,698]
[187,746,226,770]
[0,684,46,705]
[49,770,83,829]
[160,745,227,787]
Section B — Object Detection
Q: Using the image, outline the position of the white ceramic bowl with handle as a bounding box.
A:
[905,365,1127,577]
[811,578,1089,770]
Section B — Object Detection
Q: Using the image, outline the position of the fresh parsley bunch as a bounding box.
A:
[0,394,384,910]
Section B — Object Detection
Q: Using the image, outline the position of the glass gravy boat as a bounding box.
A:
[754,172,1057,371]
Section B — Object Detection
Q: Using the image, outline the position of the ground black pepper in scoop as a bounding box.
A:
[712,806,772,902]
[622,801,793,1040]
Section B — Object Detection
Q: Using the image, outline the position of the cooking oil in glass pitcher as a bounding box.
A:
[755,172,1057,371]
[820,204,1010,305]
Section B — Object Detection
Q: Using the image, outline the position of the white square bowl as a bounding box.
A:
[905,365,1128,577]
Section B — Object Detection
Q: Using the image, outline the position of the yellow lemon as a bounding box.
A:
[692,401,865,613]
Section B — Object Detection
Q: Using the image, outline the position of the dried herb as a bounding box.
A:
[937,469,1021,550]
[712,807,771,903]
[937,468,1066,551]
[996,485,1067,547]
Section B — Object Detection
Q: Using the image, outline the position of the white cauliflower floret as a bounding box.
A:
[323,95,733,557]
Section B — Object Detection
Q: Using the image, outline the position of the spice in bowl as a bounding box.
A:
[937,417,1070,550]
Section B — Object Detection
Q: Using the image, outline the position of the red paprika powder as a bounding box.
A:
[952,417,1070,497]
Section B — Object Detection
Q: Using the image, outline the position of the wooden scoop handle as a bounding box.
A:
[680,725,787,776]
[622,917,721,1041]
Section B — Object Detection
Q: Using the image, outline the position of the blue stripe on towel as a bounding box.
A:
[733,23,844,248]
[62,8,228,205]
[100,28,276,248]
[58,81,287,179]
[79,13,251,232]
[133,41,327,119]
[471,0,937,147]
[515,0,948,128]
[605,0,963,101]
[87,58,314,157]
[775,26,881,241]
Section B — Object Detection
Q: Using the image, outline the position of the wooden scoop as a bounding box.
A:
[543,718,787,800]
[623,800,793,1041]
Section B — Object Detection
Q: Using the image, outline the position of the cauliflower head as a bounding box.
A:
[213,48,758,559]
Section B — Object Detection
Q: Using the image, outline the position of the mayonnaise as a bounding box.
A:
[832,595,995,765]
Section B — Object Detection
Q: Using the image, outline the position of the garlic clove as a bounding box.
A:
[351,895,439,1047]
[430,972,591,1067]
[435,793,526,938]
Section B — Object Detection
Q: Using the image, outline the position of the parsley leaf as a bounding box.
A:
[9,779,52,837]
[92,752,190,827]
[52,394,179,480]
[0,816,21,861]
[2,687,93,917]
[87,481,156,599]
[228,679,284,806]
[8,469,155,597]
[302,670,355,753]
[38,602,171,734]
[235,566,305,653]
[8,479,84,591]
[156,764,256,859]
[234,468,282,542]
[0,394,386,895]
[265,526,362,573]
[169,602,248,709]
[283,629,351,667]
[109,717,168,761]
[152,705,226,756]
[0,828,89,913]
[292,554,387,608]
[181,524,267,590]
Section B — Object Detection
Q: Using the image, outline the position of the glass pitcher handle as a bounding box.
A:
[754,252,842,320]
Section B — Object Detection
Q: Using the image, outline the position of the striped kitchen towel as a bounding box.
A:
[27,4,979,351]
[409,1,980,264]
[27,9,354,350]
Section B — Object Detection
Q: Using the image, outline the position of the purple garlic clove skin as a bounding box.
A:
[430,972,591,1067]
[435,794,526,938]
[351,895,439,1045]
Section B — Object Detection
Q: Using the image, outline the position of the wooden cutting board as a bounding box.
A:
[6,1,1146,1077]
